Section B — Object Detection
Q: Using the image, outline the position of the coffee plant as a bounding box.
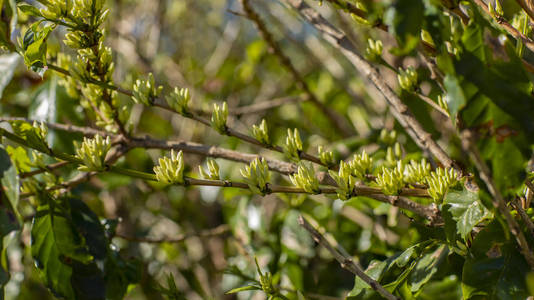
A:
[1,0,534,298]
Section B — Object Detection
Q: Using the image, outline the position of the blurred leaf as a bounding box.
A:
[0,53,20,98]
[0,145,20,222]
[384,0,423,54]
[22,22,54,75]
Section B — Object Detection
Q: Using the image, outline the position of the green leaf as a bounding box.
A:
[31,193,93,299]
[6,146,31,173]
[22,22,54,75]
[0,53,20,98]
[384,0,424,54]
[443,186,491,239]
[408,245,448,292]
[17,3,43,17]
[0,146,20,223]
[462,220,530,299]
[443,75,466,124]
[226,284,262,294]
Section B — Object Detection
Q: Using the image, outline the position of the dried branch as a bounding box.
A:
[298,215,400,300]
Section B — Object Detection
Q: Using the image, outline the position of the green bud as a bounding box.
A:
[329,161,355,200]
[255,257,275,295]
[75,134,111,172]
[131,73,163,106]
[365,38,383,61]
[397,66,418,92]
[318,145,335,167]
[199,158,220,180]
[165,87,191,116]
[240,157,271,195]
[154,150,185,184]
[211,102,228,134]
[376,161,405,195]
[404,158,431,184]
[349,150,373,180]
[426,167,459,202]
[284,128,303,162]
[289,163,320,194]
[252,119,271,146]
[379,129,397,145]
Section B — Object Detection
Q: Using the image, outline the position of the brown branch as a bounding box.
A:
[240,0,356,137]
[297,215,400,300]
[116,224,231,243]
[230,95,306,116]
[283,0,461,174]
[473,0,534,53]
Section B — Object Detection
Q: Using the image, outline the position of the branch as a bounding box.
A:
[511,198,534,238]
[297,215,400,300]
[239,0,356,137]
[0,117,110,136]
[283,0,461,175]
[473,0,534,54]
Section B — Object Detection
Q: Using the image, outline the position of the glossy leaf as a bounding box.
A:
[444,187,491,239]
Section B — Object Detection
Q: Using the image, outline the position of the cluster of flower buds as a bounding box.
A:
[132,73,163,106]
[153,150,185,184]
[165,87,191,116]
[379,129,397,145]
[75,135,111,172]
[318,145,335,167]
[404,158,431,184]
[38,0,70,20]
[426,167,458,202]
[349,150,373,180]
[284,128,303,162]
[397,66,418,92]
[289,163,320,194]
[376,161,405,195]
[240,158,271,195]
[254,258,275,296]
[365,38,383,61]
[252,119,271,146]
[488,0,504,19]
[71,0,107,22]
[199,158,220,180]
[329,161,355,200]
[211,102,229,134]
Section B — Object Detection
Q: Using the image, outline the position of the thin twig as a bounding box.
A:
[297,215,400,300]
[240,0,356,137]
[0,117,110,136]
[473,0,534,54]
[20,161,71,178]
